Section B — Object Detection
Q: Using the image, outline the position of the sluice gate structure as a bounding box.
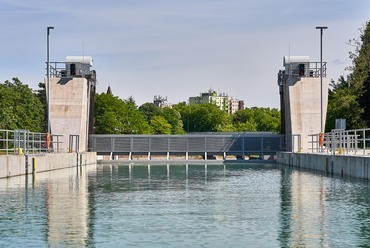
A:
[89,133,283,161]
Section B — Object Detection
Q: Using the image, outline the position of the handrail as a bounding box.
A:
[0,129,63,155]
[307,128,370,155]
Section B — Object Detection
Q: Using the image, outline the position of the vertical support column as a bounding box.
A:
[363,129,366,155]
[130,137,133,157]
[32,157,36,174]
[261,137,264,160]
[111,137,114,158]
[148,137,151,160]
[242,136,245,160]
[167,137,170,160]
[186,136,189,160]
[204,136,207,161]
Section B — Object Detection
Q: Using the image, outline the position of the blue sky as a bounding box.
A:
[0,0,369,108]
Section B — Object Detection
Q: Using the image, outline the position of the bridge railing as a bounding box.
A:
[0,129,63,155]
[307,128,370,155]
[89,133,283,160]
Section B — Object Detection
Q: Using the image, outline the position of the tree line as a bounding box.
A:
[94,93,280,134]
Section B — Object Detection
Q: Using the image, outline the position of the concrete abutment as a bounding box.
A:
[0,152,96,179]
[277,152,370,180]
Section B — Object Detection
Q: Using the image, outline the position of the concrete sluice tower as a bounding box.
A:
[278,56,328,152]
[45,56,96,152]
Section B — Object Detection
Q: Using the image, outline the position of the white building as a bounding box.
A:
[189,90,244,114]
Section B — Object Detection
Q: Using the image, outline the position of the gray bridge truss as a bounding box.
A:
[89,133,283,161]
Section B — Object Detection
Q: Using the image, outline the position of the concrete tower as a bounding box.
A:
[278,56,328,152]
[45,56,96,152]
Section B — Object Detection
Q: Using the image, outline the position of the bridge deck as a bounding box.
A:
[89,133,283,161]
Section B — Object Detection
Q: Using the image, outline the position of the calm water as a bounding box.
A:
[1,163,370,247]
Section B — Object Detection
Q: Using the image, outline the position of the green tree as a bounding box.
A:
[188,104,229,132]
[232,107,280,132]
[162,107,185,134]
[326,88,364,131]
[150,115,172,134]
[355,22,370,126]
[139,102,162,122]
[36,82,47,132]
[0,78,44,131]
[94,93,151,134]
[325,21,370,130]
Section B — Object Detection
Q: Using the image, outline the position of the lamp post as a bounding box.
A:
[47,26,54,135]
[316,26,327,134]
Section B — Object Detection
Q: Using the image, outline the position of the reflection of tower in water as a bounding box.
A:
[46,166,92,247]
[279,168,329,247]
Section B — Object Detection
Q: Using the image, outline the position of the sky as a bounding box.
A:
[0,0,369,108]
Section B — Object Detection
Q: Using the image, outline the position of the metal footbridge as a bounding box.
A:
[89,132,283,161]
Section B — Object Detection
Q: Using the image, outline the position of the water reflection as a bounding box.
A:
[0,165,96,247]
[1,163,370,247]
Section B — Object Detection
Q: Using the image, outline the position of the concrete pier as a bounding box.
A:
[277,152,370,180]
[0,152,96,179]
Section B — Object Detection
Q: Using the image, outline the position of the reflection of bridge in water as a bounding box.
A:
[89,133,283,161]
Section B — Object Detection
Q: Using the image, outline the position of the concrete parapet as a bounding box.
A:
[277,152,370,180]
[0,152,96,179]
[0,155,26,178]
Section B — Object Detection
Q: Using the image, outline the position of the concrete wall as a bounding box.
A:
[277,152,370,180]
[0,152,96,179]
[46,77,90,152]
[283,77,328,152]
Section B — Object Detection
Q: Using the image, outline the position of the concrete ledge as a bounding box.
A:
[0,152,97,179]
[0,155,26,178]
[277,152,370,180]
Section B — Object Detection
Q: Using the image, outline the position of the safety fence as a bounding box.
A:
[89,133,283,160]
[308,128,370,155]
[0,129,63,155]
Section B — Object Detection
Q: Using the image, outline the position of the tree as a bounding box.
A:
[326,88,364,131]
[232,107,280,132]
[162,107,185,134]
[150,116,172,134]
[94,93,151,134]
[325,21,370,130]
[0,78,44,132]
[139,102,162,122]
[188,104,229,132]
[36,82,47,132]
[355,22,370,126]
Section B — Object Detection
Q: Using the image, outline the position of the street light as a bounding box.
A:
[47,26,54,135]
[316,26,327,134]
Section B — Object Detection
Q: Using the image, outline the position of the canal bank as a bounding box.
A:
[277,152,370,180]
[0,152,97,179]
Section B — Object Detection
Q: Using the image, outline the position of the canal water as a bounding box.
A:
[0,163,370,247]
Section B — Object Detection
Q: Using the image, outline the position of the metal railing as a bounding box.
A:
[307,128,370,155]
[0,129,63,155]
[286,62,327,78]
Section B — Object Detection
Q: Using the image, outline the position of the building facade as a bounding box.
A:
[189,90,244,114]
